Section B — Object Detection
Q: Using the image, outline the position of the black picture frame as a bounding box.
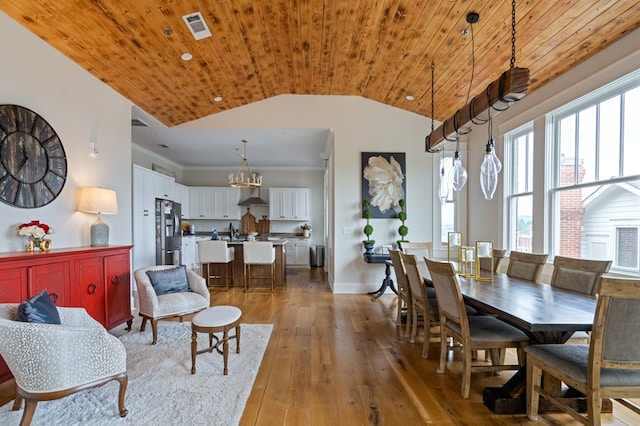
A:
[361,152,406,218]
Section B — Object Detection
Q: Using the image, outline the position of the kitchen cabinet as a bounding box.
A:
[188,187,240,220]
[269,188,310,221]
[285,238,310,268]
[174,183,190,219]
[133,165,157,272]
[0,245,133,384]
[154,171,175,200]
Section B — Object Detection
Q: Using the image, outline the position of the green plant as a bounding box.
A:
[363,199,374,243]
[397,199,409,242]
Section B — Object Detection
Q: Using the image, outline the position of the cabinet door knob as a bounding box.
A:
[87,283,97,295]
[111,275,120,285]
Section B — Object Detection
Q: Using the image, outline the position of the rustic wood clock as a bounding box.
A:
[0,104,67,208]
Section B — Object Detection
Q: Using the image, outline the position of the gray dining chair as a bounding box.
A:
[389,250,412,338]
[550,256,612,296]
[402,252,440,358]
[506,251,549,282]
[479,248,507,274]
[425,258,529,399]
[526,276,640,426]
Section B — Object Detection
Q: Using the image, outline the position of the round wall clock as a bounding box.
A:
[0,104,67,208]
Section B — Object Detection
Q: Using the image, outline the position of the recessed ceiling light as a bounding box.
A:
[181,53,193,61]
[214,96,223,102]
[406,95,414,101]
[163,28,172,36]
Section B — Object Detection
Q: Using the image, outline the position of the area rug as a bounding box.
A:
[0,321,273,426]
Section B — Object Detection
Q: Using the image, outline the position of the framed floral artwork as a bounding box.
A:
[362,152,406,218]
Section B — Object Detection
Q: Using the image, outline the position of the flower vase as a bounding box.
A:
[26,238,52,252]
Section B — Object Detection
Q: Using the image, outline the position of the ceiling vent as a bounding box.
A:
[182,12,212,40]
[131,118,149,127]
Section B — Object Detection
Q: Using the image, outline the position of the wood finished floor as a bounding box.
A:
[1,268,638,425]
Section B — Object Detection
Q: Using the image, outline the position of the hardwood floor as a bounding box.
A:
[1,267,638,425]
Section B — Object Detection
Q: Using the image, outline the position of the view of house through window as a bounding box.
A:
[504,126,534,253]
[549,73,640,275]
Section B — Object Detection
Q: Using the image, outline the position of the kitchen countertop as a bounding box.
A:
[185,232,309,241]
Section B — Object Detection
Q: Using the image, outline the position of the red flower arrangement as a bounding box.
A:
[17,220,54,239]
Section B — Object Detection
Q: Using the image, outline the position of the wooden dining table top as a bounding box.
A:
[418,262,597,344]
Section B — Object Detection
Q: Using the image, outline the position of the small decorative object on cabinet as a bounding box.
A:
[16,220,54,252]
[362,199,375,254]
[301,224,311,238]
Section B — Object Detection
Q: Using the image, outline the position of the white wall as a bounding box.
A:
[0,11,133,252]
[180,95,433,292]
[466,27,640,251]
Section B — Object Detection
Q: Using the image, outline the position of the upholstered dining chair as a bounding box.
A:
[479,249,507,274]
[0,304,128,425]
[197,240,235,290]
[389,250,412,337]
[425,258,530,399]
[526,276,640,426]
[550,256,612,296]
[243,241,276,292]
[134,265,210,344]
[402,252,440,358]
[506,251,549,282]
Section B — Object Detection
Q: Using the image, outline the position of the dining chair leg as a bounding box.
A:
[461,348,473,399]
[437,325,447,374]
[411,305,418,344]
[421,317,430,359]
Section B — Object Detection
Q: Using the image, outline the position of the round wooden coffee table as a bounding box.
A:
[191,306,242,375]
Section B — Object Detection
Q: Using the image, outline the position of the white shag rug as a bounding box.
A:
[0,321,273,426]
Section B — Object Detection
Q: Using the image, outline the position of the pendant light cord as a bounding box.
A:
[511,0,517,68]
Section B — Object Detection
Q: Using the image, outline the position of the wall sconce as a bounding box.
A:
[78,187,118,246]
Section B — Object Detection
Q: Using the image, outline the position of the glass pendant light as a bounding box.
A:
[489,139,502,173]
[448,138,467,192]
[438,151,449,205]
[480,142,498,200]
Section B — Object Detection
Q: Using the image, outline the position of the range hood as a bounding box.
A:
[238,187,268,206]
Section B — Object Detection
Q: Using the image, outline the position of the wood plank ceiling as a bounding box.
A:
[2,1,640,128]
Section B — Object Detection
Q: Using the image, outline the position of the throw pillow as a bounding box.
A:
[18,289,61,324]
[146,265,190,296]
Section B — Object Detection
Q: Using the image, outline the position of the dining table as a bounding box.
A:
[419,263,607,414]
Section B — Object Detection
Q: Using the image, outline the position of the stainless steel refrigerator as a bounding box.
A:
[155,199,182,266]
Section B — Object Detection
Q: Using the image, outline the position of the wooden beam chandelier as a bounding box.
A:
[425,1,529,153]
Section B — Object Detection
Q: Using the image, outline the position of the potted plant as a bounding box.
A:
[362,199,375,254]
[397,199,409,245]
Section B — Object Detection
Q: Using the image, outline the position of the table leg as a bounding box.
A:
[368,263,397,301]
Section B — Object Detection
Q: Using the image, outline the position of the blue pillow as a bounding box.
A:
[18,289,61,324]
[146,266,190,296]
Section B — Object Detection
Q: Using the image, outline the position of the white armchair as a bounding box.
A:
[134,265,210,344]
[0,304,127,426]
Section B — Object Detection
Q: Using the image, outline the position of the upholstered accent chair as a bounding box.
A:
[197,240,235,290]
[526,277,640,425]
[425,258,530,399]
[506,251,549,282]
[389,249,412,337]
[550,256,612,296]
[402,252,440,358]
[0,304,128,425]
[134,265,210,344]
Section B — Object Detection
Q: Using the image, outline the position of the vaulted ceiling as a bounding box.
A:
[3,1,640,130]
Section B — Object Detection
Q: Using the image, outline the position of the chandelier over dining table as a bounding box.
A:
[228,139,262,189]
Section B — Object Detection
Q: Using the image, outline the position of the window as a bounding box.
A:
[548,72,640,275]
[504,125,534,253]
[440,154,455,245]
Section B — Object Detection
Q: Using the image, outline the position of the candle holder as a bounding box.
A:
[475,240,494,282]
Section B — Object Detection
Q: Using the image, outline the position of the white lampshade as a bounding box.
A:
[78,187,118,246]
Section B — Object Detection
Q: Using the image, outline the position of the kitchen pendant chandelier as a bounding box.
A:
[228,139,262,189]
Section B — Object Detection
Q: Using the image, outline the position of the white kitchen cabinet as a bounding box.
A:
[174,183,189,219]
[286,238,310,268]
[269,188,310,220]
[188,187,240,220]
[154,172,175,200]
[132,165,159,272]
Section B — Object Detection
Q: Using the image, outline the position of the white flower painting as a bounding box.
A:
[362,152,406,218]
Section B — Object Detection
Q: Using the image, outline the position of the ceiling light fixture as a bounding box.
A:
[228,139,262,188]
[425,0,529,152]
[406,95,414,101]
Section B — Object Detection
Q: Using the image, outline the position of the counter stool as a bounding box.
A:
[197,240,235,291]
[191,306,242,375]
[243,241,276,292]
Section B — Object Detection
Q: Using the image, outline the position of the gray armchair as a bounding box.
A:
[134,265,210,344]
[0,304,127,426]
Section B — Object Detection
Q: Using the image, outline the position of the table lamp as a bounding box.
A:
[78,187,118,246]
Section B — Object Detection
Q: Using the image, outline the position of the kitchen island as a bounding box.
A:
[195,237,287,288]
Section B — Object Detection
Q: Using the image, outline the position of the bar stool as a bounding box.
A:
[197,240,235,291]
[243,241,276,292]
